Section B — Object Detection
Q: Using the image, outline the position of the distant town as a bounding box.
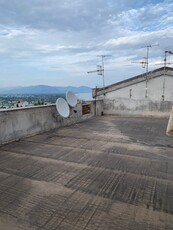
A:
[0,94,75,109]
[0,85,92,109]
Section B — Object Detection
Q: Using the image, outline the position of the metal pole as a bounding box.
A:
[145,45,150,97]
[144,45,151,97]
[146,45,149,74]
[162,50,173,100]
[101,56,105,88]
[95,86,97,116]
[97,54,111,88]
[162,51,166,101]
[142,44,158,98]
[144,44,158,74]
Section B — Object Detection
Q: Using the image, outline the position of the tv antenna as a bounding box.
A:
[87,65,103,86]
[97,55,112,87]
[132,57,147,69]
[140,44,158,98]
[142,44,159,74]
[87,55,111,87]
[164,50,173,68]
[155,50,173,67]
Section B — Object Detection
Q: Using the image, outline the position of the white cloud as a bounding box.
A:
[0,0,173,87]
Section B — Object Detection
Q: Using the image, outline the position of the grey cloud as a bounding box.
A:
[0,0,173,88]
[1,0,171,41]
[0,0,124,32]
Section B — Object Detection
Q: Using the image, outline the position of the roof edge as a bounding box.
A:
[94,67,173,96]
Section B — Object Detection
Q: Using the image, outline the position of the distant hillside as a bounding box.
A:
[0,85,91,95]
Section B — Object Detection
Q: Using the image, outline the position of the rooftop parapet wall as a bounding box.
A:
[0,101,103,145]
[103,98,173,117]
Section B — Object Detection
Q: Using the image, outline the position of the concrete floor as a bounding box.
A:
[0,116,173,230]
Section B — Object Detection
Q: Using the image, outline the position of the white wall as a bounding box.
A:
[94,69,173,115]
[165,76,173,101]
[104,75,173,101]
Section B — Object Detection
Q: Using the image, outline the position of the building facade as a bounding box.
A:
[93,67,173,116]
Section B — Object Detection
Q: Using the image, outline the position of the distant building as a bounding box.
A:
[16,100,29,108]
[93,67,173,115]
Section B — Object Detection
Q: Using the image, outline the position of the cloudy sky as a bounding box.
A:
[0,0,173,88]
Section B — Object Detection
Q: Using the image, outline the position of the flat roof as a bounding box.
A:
[0,116,173,229]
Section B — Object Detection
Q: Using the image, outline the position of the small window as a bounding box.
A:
[145,87,148,98]
[130,89,132,98]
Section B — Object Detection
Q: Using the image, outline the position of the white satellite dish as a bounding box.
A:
[56,98,70,118]
[66,91,77,107]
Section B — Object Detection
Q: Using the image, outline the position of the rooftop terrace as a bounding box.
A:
[0,115,173,230]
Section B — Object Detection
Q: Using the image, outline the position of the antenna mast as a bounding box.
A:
[162,50,173,100]
[97,55,112,87]
[142,44,159,75]
[164,50,173,69]
[87,55,111,88]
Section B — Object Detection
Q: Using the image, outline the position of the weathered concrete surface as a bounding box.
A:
[103,98,173,116]
[0,101,103,145]
[0,116,173,229]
